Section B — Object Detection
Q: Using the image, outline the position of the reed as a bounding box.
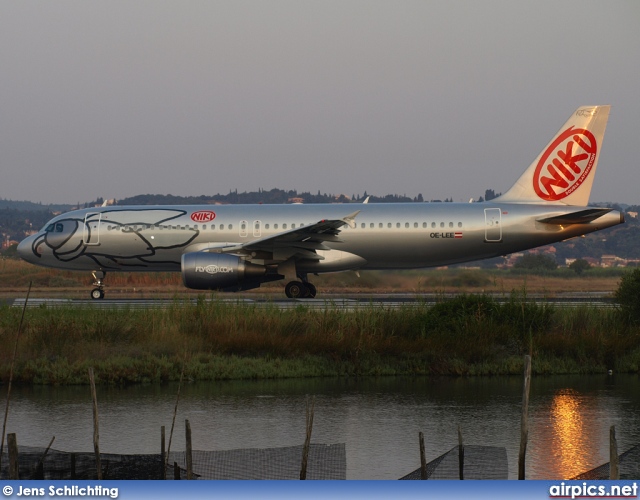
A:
[1,295,639,385]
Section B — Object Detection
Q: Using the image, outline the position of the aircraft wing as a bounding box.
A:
[213,210,361,262]
[537,208,613,225]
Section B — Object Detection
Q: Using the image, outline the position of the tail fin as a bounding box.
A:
[495,105,610,206]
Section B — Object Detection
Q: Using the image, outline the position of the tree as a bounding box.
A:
[614,268,640,323]
[569,258,591,275]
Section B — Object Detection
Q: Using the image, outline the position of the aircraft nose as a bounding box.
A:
[17,234,39,263]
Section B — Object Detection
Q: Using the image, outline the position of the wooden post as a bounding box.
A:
[610,426,620,480]
[88,367,102,480]
[458,425,464,480]
[8,433,19,479]
[518,355,532,480]
[419,431,427,480]
[300,396,315,480]
[0,282,31,473]
[173,462,180,480]
[161,426,166,480]
[185,419,193,480]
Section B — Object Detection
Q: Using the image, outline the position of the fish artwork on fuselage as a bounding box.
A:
[31,209,198,270]
[18,105,625,300]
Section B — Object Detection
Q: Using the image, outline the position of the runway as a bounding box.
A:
[7,293,616,310]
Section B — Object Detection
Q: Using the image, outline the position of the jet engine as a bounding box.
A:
[181,252,266,290]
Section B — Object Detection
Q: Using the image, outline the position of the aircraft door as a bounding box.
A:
[83,213,101,245]
[484,208,502,242]
[239,220,248,237]
[253,220,261,237]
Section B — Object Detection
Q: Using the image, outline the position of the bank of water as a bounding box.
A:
[5,374,640,479]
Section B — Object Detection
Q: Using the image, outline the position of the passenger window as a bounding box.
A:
[361,223,365,229]
[449,222,453,228]
[458,222,462,227]
[431,222,436,228]
[283,224,287,229]
[370,223,374,228]
[274,224,278,229]
[440,222,445,228]
[405,223,409,228]
[292,223,296,229]
[423,222,427,228]
[396,223,400,228]
[379,223,383,228]
[388,223,392,228]
[265,224,270,229]
[229,224,233,230]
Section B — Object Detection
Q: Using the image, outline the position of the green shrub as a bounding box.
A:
[614,268,640,323]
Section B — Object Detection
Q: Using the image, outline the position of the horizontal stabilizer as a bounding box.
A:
[537,208,612,225]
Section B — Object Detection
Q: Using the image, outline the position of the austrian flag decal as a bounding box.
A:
[454,232,463,239]
[533,126,598,201]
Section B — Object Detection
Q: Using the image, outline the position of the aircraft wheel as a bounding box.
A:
[90,288,104,300]
[306,283,317,298]
[285,281,308,299]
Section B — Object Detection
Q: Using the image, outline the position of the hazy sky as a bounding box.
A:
[1,1,639,205]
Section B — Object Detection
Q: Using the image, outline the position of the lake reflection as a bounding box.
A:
[4,375,640,479]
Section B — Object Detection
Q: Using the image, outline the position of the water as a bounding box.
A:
[4,375,640,479]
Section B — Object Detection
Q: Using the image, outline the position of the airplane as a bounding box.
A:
[17,105,624,300]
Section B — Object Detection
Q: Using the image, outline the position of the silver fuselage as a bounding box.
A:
[17,202,624,274]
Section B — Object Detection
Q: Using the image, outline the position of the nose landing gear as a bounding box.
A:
[90,271,106,300]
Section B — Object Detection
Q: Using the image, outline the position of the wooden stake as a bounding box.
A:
[88,367,102,479]
[518,354,531,480]
[33,436,55,479]
[185,419,193,479]
[458,425,464,480]
[300,396,315,480]
[0,282,31,472]
[161,425,166,480]
[419,431,427,480]
[165,366,184,470]
[7,433,18,479]
[610,425,620,480]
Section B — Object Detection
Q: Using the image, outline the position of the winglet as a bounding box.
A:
[342,210,361,229]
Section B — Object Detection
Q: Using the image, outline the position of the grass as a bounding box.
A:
[1,294,639,385]
[0,258,626,299]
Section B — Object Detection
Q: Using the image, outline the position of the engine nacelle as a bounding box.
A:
[181,252,266,290]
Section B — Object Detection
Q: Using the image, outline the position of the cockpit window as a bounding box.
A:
[44,223,64,233]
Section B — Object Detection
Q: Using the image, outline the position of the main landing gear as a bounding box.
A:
[90,271,106,300]
[284,280,317,299]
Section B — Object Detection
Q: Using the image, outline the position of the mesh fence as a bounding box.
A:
[0,443,346,480]
[572,444,640,480]
[399,445,508,480]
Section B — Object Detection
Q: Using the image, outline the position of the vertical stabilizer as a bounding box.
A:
[495,105,610,206]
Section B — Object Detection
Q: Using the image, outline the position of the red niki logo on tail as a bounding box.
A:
[533,126,598,201]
